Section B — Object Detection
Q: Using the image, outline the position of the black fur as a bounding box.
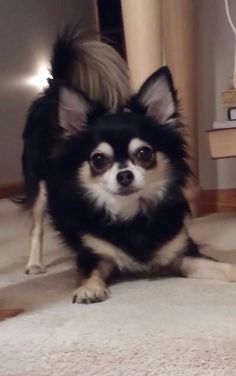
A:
[20,27,202,285]
[45,112,191,264]
[22,100,198,274]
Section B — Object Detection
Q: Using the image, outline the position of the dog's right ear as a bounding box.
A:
[59,87,92,135]
[131,66,178,125]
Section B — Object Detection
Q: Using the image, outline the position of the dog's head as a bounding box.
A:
[57,67,190,220]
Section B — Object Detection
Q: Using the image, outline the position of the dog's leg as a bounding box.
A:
[25,182,47,274]
[178,256,236,282]
[154,231,236,282]
[73,254,114,304]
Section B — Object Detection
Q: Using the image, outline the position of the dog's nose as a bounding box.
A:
[117,170,134,187]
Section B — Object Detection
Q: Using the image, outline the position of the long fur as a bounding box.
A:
[20,26,236,304]
[51,26,131,111]
[19,26,130,206]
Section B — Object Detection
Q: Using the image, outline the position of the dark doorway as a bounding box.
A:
[97,0,126,58]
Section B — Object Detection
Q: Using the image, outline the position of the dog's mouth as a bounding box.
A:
[115,187,140,196]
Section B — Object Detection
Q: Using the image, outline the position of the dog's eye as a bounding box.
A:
[135,147,154,166]
[90,153,111,171]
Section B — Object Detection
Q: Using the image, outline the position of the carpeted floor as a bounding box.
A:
[1,198,236,376]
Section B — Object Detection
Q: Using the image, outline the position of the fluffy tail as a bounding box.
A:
[16,26,131,208]
[50,26,131,111]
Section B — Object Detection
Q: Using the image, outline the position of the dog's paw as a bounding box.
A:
[25,264,47,275]
[72,284,110,304]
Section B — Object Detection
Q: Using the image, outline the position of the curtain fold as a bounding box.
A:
[162,0,198,176]
[121,0,162,91]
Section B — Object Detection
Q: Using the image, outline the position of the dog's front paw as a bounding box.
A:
[25,264,47,275]
[72,284,110,304]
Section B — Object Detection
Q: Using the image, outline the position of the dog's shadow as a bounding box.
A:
[0,254,177,313]
[0,268,143,312]
[0,267,78,312]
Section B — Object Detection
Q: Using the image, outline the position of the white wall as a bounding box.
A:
[0,0,95,185]
[197,0,236,189]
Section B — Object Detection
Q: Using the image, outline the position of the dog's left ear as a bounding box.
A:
[134,66,178,124]
[59,87,92,136]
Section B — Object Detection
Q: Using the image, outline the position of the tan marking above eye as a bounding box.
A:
[128,138,152,155]
[92,142,114,158]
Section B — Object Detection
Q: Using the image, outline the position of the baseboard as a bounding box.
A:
[0,182,24,199]
[197,188,236,215]
[0,183,236,215]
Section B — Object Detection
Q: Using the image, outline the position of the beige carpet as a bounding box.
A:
[1,198,236,376]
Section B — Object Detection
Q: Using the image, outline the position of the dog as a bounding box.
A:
[20,26,236,304]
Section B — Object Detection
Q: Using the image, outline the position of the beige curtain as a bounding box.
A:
[121,0,198,177]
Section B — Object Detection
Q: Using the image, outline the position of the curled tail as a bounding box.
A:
[17,25,131,208]
[51,26,131,111]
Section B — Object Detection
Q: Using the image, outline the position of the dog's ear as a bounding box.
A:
[134,66,178,124]
[59,87,92,135]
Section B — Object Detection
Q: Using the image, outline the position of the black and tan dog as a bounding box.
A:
[21,27,236,304]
